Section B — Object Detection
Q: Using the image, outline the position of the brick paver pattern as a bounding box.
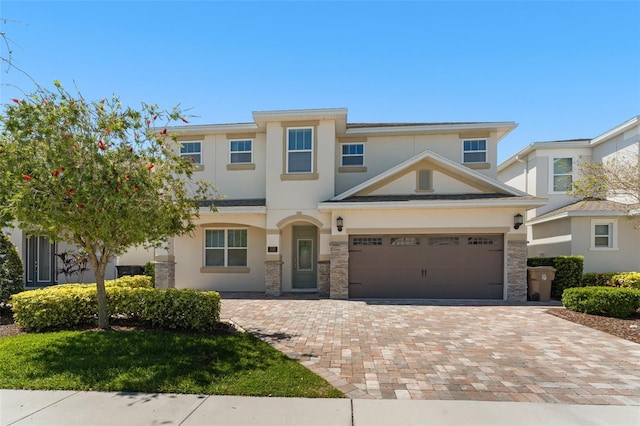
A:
[222,299,640,405]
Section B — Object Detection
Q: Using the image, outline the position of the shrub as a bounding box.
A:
[143,261,155,286]
[562,286,640,319]
[581,272,617,287]
[106,275,153,289]
[528,256,584,298]
[610,272,640,289]
[0,232,24,304]
[12,279,219,332]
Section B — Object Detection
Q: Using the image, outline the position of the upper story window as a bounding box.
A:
[287,127,313,173]
[463,139,487,163]
[341,143,364,167]
[552,157,573,192]
[180,141,202,165]
[230,140,253,164]
[204,229,248,267]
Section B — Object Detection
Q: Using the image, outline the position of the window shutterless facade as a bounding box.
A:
[552,157,573,192]
[204,229,247,267]
[180,141,202,165]
[462,139,487,163]
[229,140,253,164]
[286,127,313,173]
[591,219,617,250]
[341,143,364,166]
[417,169,432,191]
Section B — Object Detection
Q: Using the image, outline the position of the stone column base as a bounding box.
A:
[154,258,176,289]
[318,260,330,297]
[329,241,349,299]
[507,239,527,302]
[265,260,283,296]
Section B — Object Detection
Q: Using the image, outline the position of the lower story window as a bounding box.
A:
[205,229,247,267]
[591,219,616,250]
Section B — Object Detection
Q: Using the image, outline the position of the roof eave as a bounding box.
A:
[318,198,547,212]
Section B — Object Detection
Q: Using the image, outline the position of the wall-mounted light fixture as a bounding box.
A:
[514,213,524,230]
[336,216,344,232]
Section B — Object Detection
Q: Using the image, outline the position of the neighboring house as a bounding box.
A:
[119,108,544,301]
[3,229,117,287]
[498,116,640,273]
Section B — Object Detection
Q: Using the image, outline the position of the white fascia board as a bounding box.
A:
[590,116,640,147]
[345,122,516,138]
[333,150,528,201]
[199,206,267,215]
[166,123,259,134]
[318,198,547,212]
[252,108,348,126]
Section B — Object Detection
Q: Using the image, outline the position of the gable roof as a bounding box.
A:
[332,149,528,201]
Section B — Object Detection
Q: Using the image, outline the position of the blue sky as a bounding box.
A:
[1,1,639,162]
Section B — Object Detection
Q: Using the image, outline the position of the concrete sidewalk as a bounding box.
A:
[2,390,639,426]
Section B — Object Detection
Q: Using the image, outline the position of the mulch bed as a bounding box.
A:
[547,308,640,344]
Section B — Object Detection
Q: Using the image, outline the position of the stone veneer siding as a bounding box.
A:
[329,241,349,299]
[265,260,283,296]
[507,239,527,302]
[318,260,330,297]
[154,260,176,289]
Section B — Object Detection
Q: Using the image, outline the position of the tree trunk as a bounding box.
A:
[87,252,110,330]
[95,265,109,330]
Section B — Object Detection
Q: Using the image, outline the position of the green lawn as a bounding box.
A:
[0,330,344,398]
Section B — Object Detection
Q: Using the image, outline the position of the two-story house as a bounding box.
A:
[119,108,544,301]
[498,116,640,273]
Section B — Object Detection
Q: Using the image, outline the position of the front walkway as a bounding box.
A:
[221,298,640,405]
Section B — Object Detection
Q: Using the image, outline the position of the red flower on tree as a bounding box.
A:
[66,188,75,196]
[98,139,106,151]
[22,174,32,180]
[53,170,60,177]
[12,98,20,104]
[181,117,189,123]
[147,163,154,170]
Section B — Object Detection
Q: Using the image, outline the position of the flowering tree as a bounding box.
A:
[0,81,215,328]
[573,153,640,228]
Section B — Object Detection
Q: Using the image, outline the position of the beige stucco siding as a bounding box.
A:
[174,225,266,292]
[368,170,483,196]
[572,217,640,273]
[335,132,500,194]
[528,218,572,258]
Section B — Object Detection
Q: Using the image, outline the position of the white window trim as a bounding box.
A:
[340,143,365,167]
[229,139,254,164]
[286,127,314,174]
[180,140,203,165]
[590,219,618,251]
[462,139,487,164]
[203,228,248,267]
[549,157,574,194]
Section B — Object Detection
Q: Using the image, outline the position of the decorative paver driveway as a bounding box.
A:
[221,298,640,405]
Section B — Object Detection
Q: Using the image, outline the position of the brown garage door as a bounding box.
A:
[349,234,503,299]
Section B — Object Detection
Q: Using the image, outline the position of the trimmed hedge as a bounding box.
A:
[611,272,640,289]
[581,272,640,288]
[581,272,617,287]
[528,256,584,298]
[0,232,24,304]
[562,286,640,319]
[11,276,220,332]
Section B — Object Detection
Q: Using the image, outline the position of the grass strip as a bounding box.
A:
[0,330,344,398]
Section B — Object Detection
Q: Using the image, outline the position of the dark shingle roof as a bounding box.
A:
[200,198,266,208]
[534,199,634,220]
